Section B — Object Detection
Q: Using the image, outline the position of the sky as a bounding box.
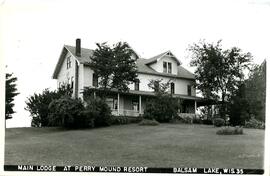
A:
[1,0,270,128]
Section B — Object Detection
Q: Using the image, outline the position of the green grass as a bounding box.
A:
[5,124,264,168]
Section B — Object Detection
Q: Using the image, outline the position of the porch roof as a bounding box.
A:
[83,87,216,106]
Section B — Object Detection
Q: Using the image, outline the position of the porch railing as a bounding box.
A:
[112,109,140,117]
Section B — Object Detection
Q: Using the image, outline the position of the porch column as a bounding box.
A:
[117,93,120,115]
[194,100,197,117]
[139,95,142,114]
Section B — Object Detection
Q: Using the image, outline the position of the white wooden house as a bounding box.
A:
[52,39,207,118]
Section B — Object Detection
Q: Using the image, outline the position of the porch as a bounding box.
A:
[85,88,211,118]
[102,90,204,118]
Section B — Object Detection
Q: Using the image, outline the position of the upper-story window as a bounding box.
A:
[187,85,192,96]
[171,82,175,94]
[67,56,71,69]
[93,73,98,87]
[154,80,159,92]
[71,77,74,89]
[168,62,172,73]
[163,61,172,74]
[134,79,140,91]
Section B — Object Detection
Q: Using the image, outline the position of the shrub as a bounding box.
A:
[111,116,130,125]
[143,95,180,123]
[139,119,159,126]
[48,96,86,128]
[174,114,194,124]
[129,115,143,123]
[245,117,265,129]
[213,118,225,127]
[84,98,112,127]
[25,85,72,127]
[193,118,202,124]
[216,126,244,135]
[202,119,213,125]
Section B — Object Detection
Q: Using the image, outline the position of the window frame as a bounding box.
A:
[168,62,172,73]
[171,82,175,94]
[66,56,71,69]
[93,73,98,87]
[163,61,167,73]
[134,79,140,91]
[187,85,192,96]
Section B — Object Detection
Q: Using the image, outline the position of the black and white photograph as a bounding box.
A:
[0,0,269,175]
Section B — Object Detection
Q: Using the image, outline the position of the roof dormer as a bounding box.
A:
[145,51,181,75]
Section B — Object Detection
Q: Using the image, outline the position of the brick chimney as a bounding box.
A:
[76,38,81,57]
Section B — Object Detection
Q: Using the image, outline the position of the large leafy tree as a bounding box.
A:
[245,60,266,122]
[89,42,138,93]
[25,85,72,127]
[143,79,181,122]
[5,73,19,120]
[229,60,266,125]
[189,40,252,119]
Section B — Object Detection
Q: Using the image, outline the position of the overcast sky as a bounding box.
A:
[1,0,269,128]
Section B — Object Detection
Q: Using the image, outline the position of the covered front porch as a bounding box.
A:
[90,89,210,117]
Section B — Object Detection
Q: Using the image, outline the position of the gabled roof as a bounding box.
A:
[52,45,194,80]
[136,58,194,80]
[52,45,94,79]
[144,50,182,66]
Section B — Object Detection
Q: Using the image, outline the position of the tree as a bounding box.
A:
[48,96,85,128]
[245,60,266,122]
[143,79,181,122]
[229,60,266,125]
[5,73,19,120]
[89,42,138,93]
[189,40,252,119]
[25,85,72,127]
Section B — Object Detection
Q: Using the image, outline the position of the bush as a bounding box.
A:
[202,119,213,125]
[84,98,112,127]
[245,117,265,129]
[111,116,130,125]
[173,114,194,124]
[139,119,159,126]
[48,96,86,128]
[213,118,225,127]
[193,118,202,124]
[25,85,72,127]
[129,115,143,123]
[216,126,244,135]
[143,95,180,123]
[111,115,142,125]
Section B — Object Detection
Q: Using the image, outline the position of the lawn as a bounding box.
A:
[5,124,264,168]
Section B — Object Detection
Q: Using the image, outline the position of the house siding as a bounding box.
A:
[128,73,196,96]
[57,52,77,97]
[149,55,178,75]
[83,65,94,87]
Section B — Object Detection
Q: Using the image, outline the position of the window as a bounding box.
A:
[163,61,167,73]
[163,61,172,73]
[71,77,74,89]
[132,100,139,111]
[66,56,71,69]
[168,62,172,73]
[106,97,118,110]
[134,79,140,91]
[154,81,159,92]
[113,98,118,110]
[67,77,71,88]
[171,82,175,94]
[93,73,98,87]
[187,85,192,96]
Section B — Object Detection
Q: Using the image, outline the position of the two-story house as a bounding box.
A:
[52,39,206,118]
